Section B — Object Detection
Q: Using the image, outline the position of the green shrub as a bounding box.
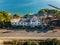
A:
[3,41,13,45]
[3,39,60,45]
[27,41,32,45]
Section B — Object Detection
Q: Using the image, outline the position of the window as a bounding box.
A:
[15,22,17,24]
[12,23,14,24]
[17,23,18,25]
[18,23,20,24]
[24,22,26,24]
[38,23,40,24]
[20,23,23,24]
[32,21,35,22]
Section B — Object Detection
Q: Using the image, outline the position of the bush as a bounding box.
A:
[36,25,42,29]
[4,41,13,45]
[27,41,32,45]
[12,25,24,29]
[3,39,60,45]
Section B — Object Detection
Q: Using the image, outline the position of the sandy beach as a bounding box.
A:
[0,29,60,45]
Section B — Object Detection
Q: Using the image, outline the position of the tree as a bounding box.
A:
[0,13,4,28]
[4,14,12,22]
[0,11,12,28]
[38,9,60,20]
[24,14,30,18]
[0,11,12,22]
[54,11,60,20]
[0,13,4,22]
[38,9,49,16]
[14,13,20,18]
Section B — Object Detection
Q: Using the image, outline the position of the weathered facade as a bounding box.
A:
[11,15,42,27]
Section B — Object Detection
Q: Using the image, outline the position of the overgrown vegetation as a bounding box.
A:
[0,11,20,29]
[0,11,12,28]
[38,9,60,20]
[24,14,30,18]
[13,13,20,18]
[3,39,60,45]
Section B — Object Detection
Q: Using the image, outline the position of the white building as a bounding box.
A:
[11,17,28,26]
[11,18,20,26]
[28,16,42,26]
[11,15,42,27]
[18,18,28,26]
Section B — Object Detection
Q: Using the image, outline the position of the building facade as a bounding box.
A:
[11,16,42,27]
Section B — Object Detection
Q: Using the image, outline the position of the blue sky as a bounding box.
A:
[0,0,60,15]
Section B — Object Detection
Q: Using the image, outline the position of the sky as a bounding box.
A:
[0,0,60,15]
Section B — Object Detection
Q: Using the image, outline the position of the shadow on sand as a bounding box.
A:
[1,31,12,34]
[3,27,56,33]
[25,28,51,33]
